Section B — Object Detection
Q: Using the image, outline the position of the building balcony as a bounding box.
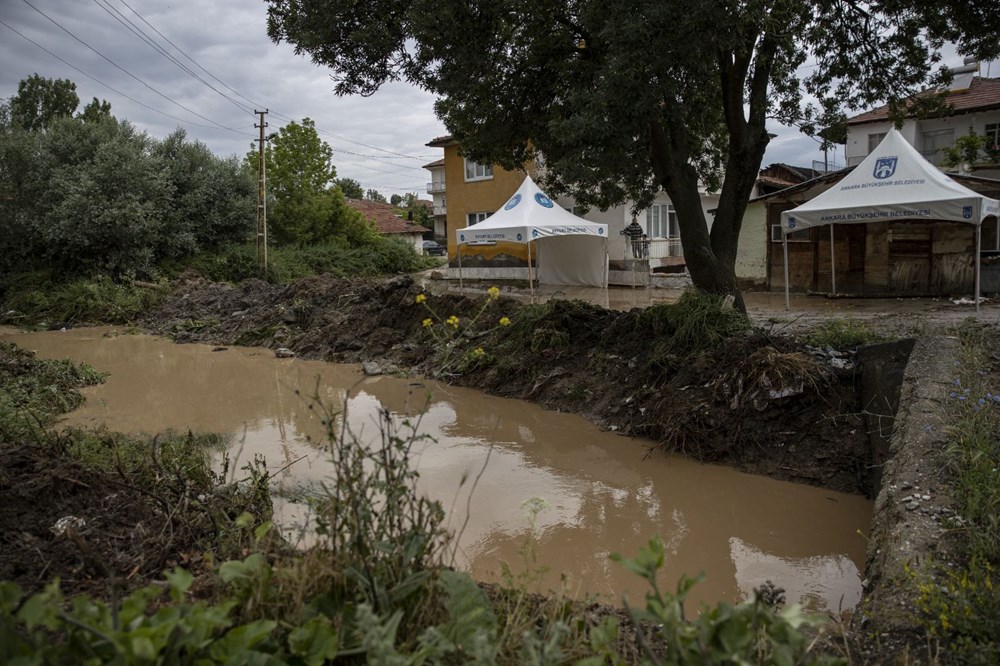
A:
[427,181,446,194]
[433,205,447,216]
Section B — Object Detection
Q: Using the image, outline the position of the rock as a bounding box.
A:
[212,347,228,352]
[362,361,383,376]
[906,501,920,511]
[232,310,248,317]
[383,363,400,375]
[275,347,295,358]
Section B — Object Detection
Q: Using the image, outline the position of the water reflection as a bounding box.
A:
[4,327,872,610]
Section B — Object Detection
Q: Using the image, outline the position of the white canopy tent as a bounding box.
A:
[456,175,609,293]
[780,129,1000,312]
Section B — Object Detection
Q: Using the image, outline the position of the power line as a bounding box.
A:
[20,0,253,136]
[100,0,440,162]
[89,0,254,115]
[0,19,230,132]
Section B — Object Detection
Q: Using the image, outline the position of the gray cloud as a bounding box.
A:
[2,1,994,196]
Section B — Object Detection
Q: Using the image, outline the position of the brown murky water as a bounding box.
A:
[4,327,873,611]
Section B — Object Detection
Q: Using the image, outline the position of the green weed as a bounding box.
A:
[804,318,887,350]
[1,274,164,325]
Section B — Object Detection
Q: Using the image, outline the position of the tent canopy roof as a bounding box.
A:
[780,129,999,233]
[458,176,608,245]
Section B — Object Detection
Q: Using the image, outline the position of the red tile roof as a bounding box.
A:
[345,199,427,235]
[426,134,457,147]
[847,77,1000,125]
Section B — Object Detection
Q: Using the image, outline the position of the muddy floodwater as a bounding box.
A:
[5,327,873,611]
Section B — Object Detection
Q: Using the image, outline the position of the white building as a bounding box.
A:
[845,69,1000,179]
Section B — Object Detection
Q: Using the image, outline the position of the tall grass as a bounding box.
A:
[182,237,437,285]
[1,274,164,325]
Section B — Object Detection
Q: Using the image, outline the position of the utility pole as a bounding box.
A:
[255,110,269,273]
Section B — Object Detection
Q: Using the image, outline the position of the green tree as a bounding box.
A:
[77,97,113,124]
[9,74,79,131]
[248,118,376,245]
[265,0,997,308]
[365,188,387,203]
[335,176,364,199]
[389,193,403,206]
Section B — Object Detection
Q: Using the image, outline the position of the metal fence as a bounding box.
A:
[620,237,683,261]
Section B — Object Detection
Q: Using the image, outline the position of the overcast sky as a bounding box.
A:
[1,0,993,198]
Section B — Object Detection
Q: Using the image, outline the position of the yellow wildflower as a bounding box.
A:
[472,347,485,358]
[487,286,500,299]
[447,315,460,328]
[415,293,427,304]
[422,318,433,328]
[499,316,511,327]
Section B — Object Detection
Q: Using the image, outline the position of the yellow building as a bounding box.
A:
[426,135,533,265]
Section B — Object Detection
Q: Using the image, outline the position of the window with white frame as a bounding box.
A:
[867,132,887,154]
[464,159,493,181]
[466,211,492,226]
[646,203,679,238]
[921,129,955,164]
[985,123,1000,150]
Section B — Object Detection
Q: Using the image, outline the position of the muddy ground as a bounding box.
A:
[141,274,881,495]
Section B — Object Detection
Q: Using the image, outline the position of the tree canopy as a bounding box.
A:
[248,118,377,245]
[334,177,364,199]
[9,74,79,131]
[266,0,997,306]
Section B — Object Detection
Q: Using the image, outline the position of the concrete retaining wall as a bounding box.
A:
[852,336,963,659]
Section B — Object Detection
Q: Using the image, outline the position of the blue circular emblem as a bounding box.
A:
[531,229,539,238]
[504,194,522,210]
[598,227,604,235]
[787,219,796,229]
[516,233,523,241]
[460,233,466,241]
[534,193,554,208]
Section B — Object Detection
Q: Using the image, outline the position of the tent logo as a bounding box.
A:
[787,218,796,229]
[504,194,522,210]
[963,206,973,219]
[534,193,554,208]
[516,233,523,241]
[598,227,604,235]
[873,156,897,180]
[531,229,539,238]
[459,234,466,242]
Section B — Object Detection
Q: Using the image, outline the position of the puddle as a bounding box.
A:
[4,327,873,610]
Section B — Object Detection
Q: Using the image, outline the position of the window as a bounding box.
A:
[466,211,492,226]
[985,123,1000,150]
[867,132,887,154]
[464,159,493,181]
[646,204,679,238]
[921,129,955,164]
[771,225,811,242]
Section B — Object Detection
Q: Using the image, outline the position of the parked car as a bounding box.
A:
[422,240,446,256]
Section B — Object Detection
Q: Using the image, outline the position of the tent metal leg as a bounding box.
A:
[527,241,534,300]
[975,225,982,314]
[783,233,790,310]
[830,224,837,296]
[457,245,463,291]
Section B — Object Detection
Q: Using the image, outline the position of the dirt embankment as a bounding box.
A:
[142,274,874,495]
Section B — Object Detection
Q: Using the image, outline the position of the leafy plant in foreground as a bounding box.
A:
[610,537,842,665]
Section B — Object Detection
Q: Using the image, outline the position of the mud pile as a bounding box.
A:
[143,274,872,494]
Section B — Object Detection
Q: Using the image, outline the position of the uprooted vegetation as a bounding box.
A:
[140,276,871,493]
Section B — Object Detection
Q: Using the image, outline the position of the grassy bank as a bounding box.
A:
[911,323,1000,663]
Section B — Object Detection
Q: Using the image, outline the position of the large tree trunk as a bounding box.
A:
[650,118,768,313]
